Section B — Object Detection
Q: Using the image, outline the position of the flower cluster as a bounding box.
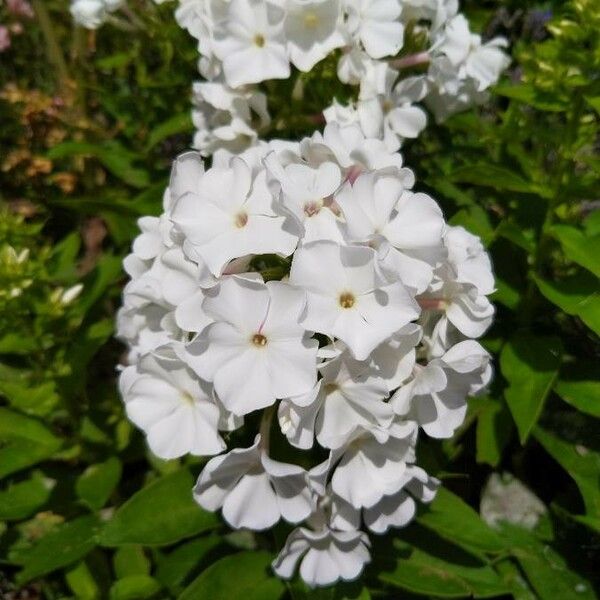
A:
[118,121,495,587]
[175,0,510,155]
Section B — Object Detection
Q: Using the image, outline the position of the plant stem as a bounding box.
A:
[259,405,276,450]
[389,51,431,70]
[32,0,71,94]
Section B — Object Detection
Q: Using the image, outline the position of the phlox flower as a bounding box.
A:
[183,276,318,416]
[290,241,420,360]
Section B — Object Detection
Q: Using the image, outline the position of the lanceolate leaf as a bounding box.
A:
[16,515,103,584]
[554,379,600,418]
[533,273,600,336]
[76,456,122,511]
[0,408,62,479]
[501,524,596,600]
[534,427,600,518]
[550,225,600,278]
[500,334,563,444]
[380,543,509,598]
[177,551,284,600]
[418,488,507,554]
[99,469,219,547]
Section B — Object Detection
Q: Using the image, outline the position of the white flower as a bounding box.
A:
[170,156,299,276]
[70,0,108,29]
[445,225,495,295]
[290,241,420,360]
[183,277,318,416]
[265,158,344,243]
[284,0,345,72]
[212,0,290,87]
[330,464,439,533]
[329,421,418,509]
[278,351,392,450]
[466,37,510,91]
[194,436,314,529]
[392,339,492,438]
[345,0,404,59]
[119,350,225,459]
[357,66,428,151]
[335,170,445,292]
[337,46,374,85]
[273,524,371,587]
[191,81,270,156]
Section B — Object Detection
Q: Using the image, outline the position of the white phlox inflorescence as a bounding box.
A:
[118,121,496,587]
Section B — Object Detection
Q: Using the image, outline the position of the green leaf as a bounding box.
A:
[78,256,123,315]
[503,524,596,600]
[0,408,62,479]
[99,469,218,547]
[65,561,101,600]
[550,225,600,278]
[49,232,81,281]
[494,84,568,112]
[109,575,161,600]
[534,427,600,518]
[584,211,600,236]
[495,221,536,254]
[554,379,600,418]
[584,95,600,116]
[534,272,600,336]
[495,559,537,600]
[380,543,509,598]
[48,141,150,188]
[573,515,600,534]
[155,535,223,593]
[418,488,507,554]
[146,112,193,150]
[16,515,103,584]
[76,457,122,511]
[178,551,284,600]
[449,165,550,198]
[473,397,513,467]
[0,380,60,417]
[0,471,54,520]
[500,334,563,444]
[113,546,151,579]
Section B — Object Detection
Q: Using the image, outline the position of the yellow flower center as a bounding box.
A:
[304,200,323,217]
[252,333,268,347]
[304,12,319,28]
[339,292,355,309]
[254,34,266,48]
[234,211,248,228]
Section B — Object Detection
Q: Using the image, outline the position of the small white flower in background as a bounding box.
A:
[212,0,290,87]
[191,81,271,156]
[480,473,547,530]
[119,100,496,588]
[345,0,404,60]
[70,0,110,29]
[284,0,345,72]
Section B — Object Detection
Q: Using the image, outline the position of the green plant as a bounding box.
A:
[0,0,598,598]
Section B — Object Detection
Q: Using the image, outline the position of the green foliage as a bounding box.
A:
[1,0,599,598]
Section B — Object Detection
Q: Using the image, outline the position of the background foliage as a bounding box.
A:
[0,0,599,598]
